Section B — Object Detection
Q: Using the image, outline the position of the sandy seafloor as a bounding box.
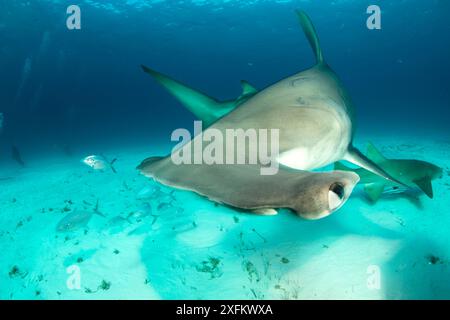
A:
[1,134,450,300]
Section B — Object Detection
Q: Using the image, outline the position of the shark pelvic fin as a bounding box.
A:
[251,208,278,216]
[413,177,434,198]
[344,146,409,188]
[366,142,386,164]
[364,183,385,203]
[295,10,324,65]
[235,80,259,105]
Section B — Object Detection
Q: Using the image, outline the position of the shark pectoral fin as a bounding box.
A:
[413,177,434,198]
[240,80,258,96]
[366,142,387,163]
[364,183,385,203]
[295,10,324,65]
[344,146,409,188]
[141,65,221,125]
[251,208,278,216]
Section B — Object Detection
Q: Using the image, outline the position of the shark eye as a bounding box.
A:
[328,182,345,210]
[330,182,345,198]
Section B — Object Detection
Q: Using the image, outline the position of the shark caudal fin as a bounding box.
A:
[367,142,435,198]
[413,177,434,198]
[344,146,410,188]
[141,65,231,126]
[296,10,324,65]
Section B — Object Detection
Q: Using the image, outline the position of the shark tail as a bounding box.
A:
[93,199,106,217]
[109,158,117,174]
[296,10,324,65]
[366,142,434,198]
[413,177,434,199]
[141,65,230,126]
[344,146,410,188]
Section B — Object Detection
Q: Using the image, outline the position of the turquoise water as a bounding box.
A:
[1,1,450,299]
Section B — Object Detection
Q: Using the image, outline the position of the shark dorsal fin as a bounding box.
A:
[366,142,386,164]
[240,80,258,96]
[296,10,324,65]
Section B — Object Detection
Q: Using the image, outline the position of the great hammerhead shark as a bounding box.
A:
[141,10,406,186]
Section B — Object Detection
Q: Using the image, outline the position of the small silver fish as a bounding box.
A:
[107,215,130,227]
[136,186,159,199]
[56,211,93,232]
[157,202,172,212]
[82,155,117,173]
[105,216,131,234]
[56,209,106,232]
[137,185,176,202]
[132,202,153,219]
